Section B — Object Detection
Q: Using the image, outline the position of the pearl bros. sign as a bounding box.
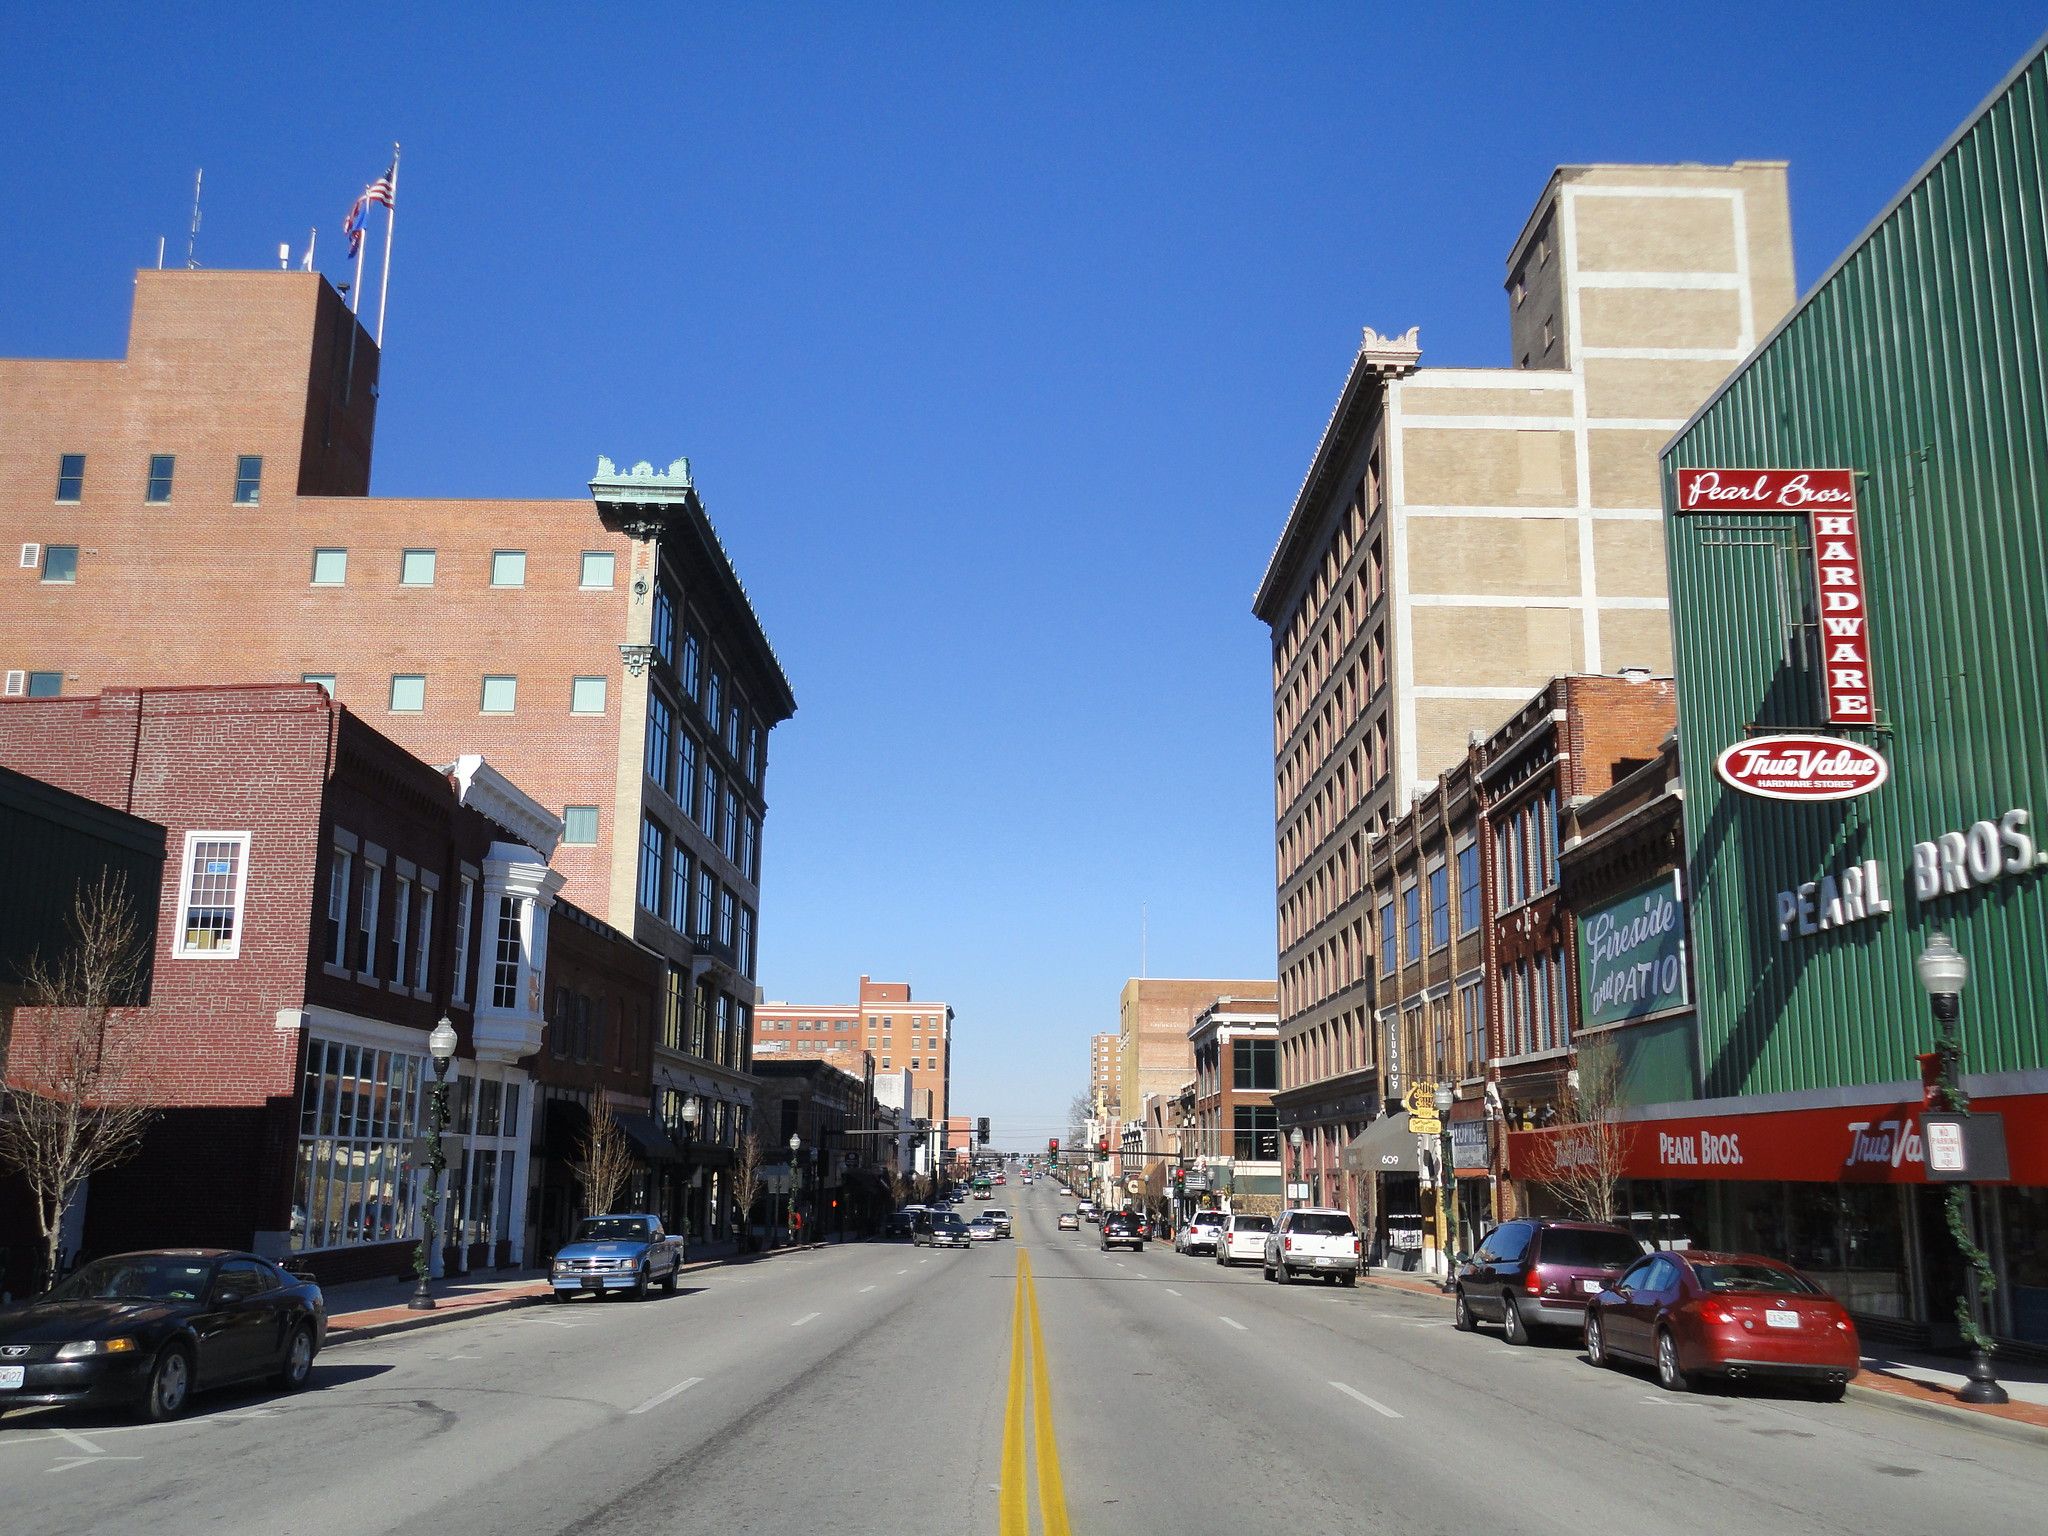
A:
[1675,468,1875,726]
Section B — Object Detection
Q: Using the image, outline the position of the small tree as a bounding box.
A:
[730,1131,763,1249]
[1550,1037,1629,1224]
[0,873,157,1287]
[575,1093,636,1218]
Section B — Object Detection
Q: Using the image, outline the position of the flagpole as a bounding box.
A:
[375,143,400,347]
[350,206,366,314]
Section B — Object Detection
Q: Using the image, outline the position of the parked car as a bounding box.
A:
[550,1213,683,1301]
[0,1250,325,1421]
[1058,1211,1080,1231]
[1263,1208,1361,1285]
[1100,1212,1145,1252]
[927,1214,972,1250]
[985,1208,1013,1238]
[1453,1218,1645,1344]
[1585,1249,1859,1398]
[1178,1210,1226,1256]
[881,1211,916,1240]
[1217,1212,1275,1266]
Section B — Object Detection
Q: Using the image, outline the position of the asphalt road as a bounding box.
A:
[3,1183,2044,1535]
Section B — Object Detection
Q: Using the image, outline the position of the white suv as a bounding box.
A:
[1177,1210,1225,1256]
[1263,1207,1362,1286]
[1217,1212,1274,1267]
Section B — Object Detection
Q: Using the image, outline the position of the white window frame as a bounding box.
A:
[325,839,355,974]
[171,830,252,960]
[391,870,415,994]
[580,550,615,589]
[357,851,385,983]
[452,872,476,1005]
[413,874,438,995]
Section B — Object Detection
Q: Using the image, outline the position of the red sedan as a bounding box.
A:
[1584,1249,1859,1399]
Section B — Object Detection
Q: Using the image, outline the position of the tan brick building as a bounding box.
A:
[0,270,796,1220]
[755,975,953,1130]
[1117,978,1276,1132]
[1089,1029,1120,1125]
[1253,162,1793,1186]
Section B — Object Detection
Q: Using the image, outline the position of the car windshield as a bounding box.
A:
[1693,1260,1818,1295]
[1540,1228,1645,1267]
[935,1216,966,1230]
[49,1255,215,1302]
[1231,1215,1275,1232]
[575,1218,651,1242]
[1289,1213,1356,1236]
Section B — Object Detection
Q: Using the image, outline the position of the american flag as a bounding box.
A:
[343,165,397,258]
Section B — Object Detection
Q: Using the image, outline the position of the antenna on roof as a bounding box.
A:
[185,168,203,269]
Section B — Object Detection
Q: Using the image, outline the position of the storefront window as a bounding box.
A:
[1997,1186,2048,1344]
[291,1038,424,1252]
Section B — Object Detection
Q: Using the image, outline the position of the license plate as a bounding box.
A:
[582,1279,603,1292]
[1583,1279,1606,1294]
[0,1366,23,1389]
[1766,1309,1800,1329]
[1315,1256,1333,1266]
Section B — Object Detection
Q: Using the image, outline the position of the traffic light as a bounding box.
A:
[1096,1136,1109,1154]
[977,1116,990,1145]
[1048,1137,1059,1153]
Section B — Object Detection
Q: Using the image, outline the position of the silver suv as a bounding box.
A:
[1263,1208,1362,1286]
[984,1208,1012,1237]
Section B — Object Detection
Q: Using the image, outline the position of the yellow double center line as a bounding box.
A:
[999,1248,1071,1536]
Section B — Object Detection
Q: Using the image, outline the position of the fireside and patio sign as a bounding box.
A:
[1577,873,1689,1029]
[1716,735,1890,801]
[1675,467,1875,726]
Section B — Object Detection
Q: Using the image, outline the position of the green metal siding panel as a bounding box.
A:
[1663,47,2048,1100]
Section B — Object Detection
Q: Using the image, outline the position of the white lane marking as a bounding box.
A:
[896,1269,910,1276]
[919,1259,930,1265]
[1330,1381,1404,1419]
[50,1429,104,1456]
[1409,1321,1451,1329]
[532,1317,584,1328]
[48,1456,141,1474]
[792,1312,820,1327]
[1219,1316,1248,1331]
[1163,1287,1183,1296]
[629,1376,703,1415]
[859,1285,877,1293]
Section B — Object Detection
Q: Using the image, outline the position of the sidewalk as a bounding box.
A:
[1354,1268,2048,1443]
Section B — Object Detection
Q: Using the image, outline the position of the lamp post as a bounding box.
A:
[1434,1082,1457,1293]
[788,1132,803,1250]
[1288,1127,1305,1210]
[408,1017,460,1311]
[1916,932,2008,1405]
[676,1094,701,1264]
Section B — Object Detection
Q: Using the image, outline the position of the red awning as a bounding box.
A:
[1506,1091,2048,1186]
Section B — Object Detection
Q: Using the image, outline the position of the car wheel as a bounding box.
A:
[1454,1287,1476,1332]
[1655,1328,1691,1393]
[662,1260,679,1294]
[142,1342,193,1422]
[274,1321,316,1389]
[550,1288,573,1304]
[1501,1293,1530,1345]
[633,1266,651,1301]
[1339,1271,1357,1288]
[1584,1312,1608,1367]
[1274,1261,1292,1286]
[1809,1380,1847,1403]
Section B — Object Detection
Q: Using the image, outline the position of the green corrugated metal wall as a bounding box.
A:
[1663,42,2048,1099]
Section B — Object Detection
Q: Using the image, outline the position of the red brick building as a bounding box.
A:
[1184,996,1282,1218]
[755,975,954,1130]
[0,683,571,1283]
[0,269,795,1213]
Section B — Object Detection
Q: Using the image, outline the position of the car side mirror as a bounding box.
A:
[1615,1285,1632,1299]
[1454,1251,1470,1265]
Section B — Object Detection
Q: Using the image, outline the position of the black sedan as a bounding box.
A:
[0,1250,325,1421]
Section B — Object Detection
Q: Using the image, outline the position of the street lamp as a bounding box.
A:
[1434,1082,1456,1293]
[676,1094,701,1263]
[408,1017,460,1311]
[1916,932,2008,1405]
[1288,1127,1305,1209]
[788,1132,803,1250]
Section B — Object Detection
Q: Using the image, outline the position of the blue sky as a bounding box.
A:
[4,4,2041,1146]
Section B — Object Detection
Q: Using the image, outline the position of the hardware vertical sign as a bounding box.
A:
[1674,468,1874,726]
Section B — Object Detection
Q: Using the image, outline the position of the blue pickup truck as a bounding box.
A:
[548,1214,683,1301]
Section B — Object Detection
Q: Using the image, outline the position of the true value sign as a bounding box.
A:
[1675,467,1875,727]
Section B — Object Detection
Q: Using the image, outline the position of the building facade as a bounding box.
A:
[1186,998,1282,1217]
[1090,1029,1120,1128]
[1117,978,1275,1134]
[756,975,952,1130]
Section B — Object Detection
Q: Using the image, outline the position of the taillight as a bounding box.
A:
[1351,1236,1361,1253]
[1284,1236,1294,1252]
[1524,1269,1542,1295]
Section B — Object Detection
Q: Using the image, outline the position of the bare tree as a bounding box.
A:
[1066,1089,1092,1150]
[730,1131,763,1248]
[575,1093,636,1218]
[1550,1036,1629,1225]
[0,873,158,1286]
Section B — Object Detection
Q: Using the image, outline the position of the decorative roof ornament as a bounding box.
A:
[1359,325,1422,379]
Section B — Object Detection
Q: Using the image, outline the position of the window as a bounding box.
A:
[580,551,615,589]
[391,874,413,990]
[356,861,383,977]
[669,842,692,924]
[1459,979,1486,1068]
[651,587,675,667]
[174,832,251,957]
[695,869,715,937]
[638,816,664,912]
[234,455,263,504]
[700,765,719,834]
[746,725,762,784]
[718,888,736,947]
[490,895,521,1008]
[1539,789,1559,893]
[738,906,755,977]
[490,550,526,587]
[1233,1105,1279,1162]
[1378,897,1396,974]
[721,788,739,860]
[302,674,335,695]
[725,700,742,755]
[740,815,758,882]
[1232,1038,1277,1091]
[452,875,475,1005]
[290,1039,427,1252]
[40,545,77,583]
[570,676,607,715]
[562,806,599,845]
[413,883,435,993]
[675,730,697,811]
[680,629,702,699]
[311,548,348,585]
[146,454,175,503]
[55,453,84,502]
[388,674,425,712]
[1401,882,1420,966]
[401,549,436,586]
[646,694,672,789]
[480,675,517,713]
[1427,863,1449,953]
[325,846,353,967]
[706,668,723,731]
[1458,843,1481,934]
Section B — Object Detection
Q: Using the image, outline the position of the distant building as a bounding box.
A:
[1089,1029,1120,1127]
[755,974,952,1129]
[1186,996,1283,1216]
[1117,978,1276,1129]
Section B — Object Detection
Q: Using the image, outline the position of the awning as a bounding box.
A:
[613,1112,679,1162]
[1343,1111,1423,1174]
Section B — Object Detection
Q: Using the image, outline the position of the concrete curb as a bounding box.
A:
[1846,1381,2048,1448]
